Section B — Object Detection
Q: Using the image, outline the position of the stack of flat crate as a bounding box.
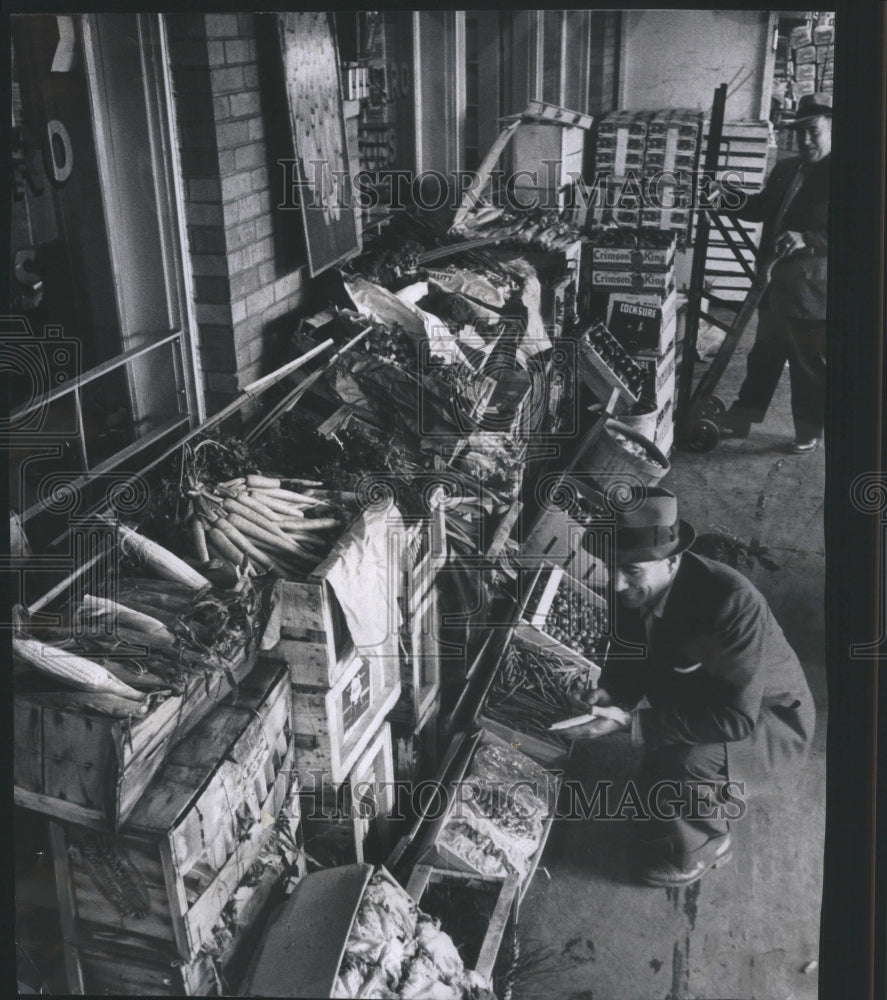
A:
[699,119,769,303]
[788,18,834,102]
[48,660,302,996]
[640,110,701,244]
[259,511,402,865]
[580,230,678,456]
[592,110,648,230]
[592,109,702,245]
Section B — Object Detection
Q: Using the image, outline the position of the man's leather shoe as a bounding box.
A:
[789,437,821,454]
[638,833,733,888]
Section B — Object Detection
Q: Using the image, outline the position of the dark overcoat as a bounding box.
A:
[601,552,816,786]
[734,152,831,320]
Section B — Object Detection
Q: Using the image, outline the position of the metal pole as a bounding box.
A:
[676,83,728,446]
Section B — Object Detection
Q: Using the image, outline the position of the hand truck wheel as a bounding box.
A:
[688,418,720,453]
[699,395,727,422]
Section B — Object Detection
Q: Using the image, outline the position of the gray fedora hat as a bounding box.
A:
[784,92,833,128]
[583,486,696,564]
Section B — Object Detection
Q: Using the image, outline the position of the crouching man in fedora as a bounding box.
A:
[570,487,815,887]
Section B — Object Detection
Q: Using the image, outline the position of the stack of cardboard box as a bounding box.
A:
[790,17,833,100]
[592,110,702,246]
[578,230,678,456]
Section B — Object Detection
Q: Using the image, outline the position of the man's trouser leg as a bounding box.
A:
[634,742,729,863]
[733,309,791,423]
[785,317,827,440]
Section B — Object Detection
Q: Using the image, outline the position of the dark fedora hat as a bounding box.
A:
[583,486,696,564]
[784,92,833,128]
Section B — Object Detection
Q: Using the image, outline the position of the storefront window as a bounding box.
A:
[9,13,198,540]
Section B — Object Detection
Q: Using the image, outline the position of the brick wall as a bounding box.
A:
[167,13,307,416]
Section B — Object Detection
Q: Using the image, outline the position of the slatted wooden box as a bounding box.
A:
[14,645,258,831]
[518,473,609,588]
[55,797,305,997]
[300,721,395,867]
[288,643,400,786]
[390,520,443,729]
[416,729,561,900]
[405,866,520,981]
[513,565,606,681]
[49,659,294,964]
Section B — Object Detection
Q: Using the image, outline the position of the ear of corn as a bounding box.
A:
[61,691,152,718]
[118,524,210,590]
[13,636,147,701]
[79,595,174,639]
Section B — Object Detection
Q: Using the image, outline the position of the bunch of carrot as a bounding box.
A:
[188,474,356,580]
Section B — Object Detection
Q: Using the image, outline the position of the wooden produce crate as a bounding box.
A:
[300,721,396,867]
[261,506,409,689]
[513,565,606,682]
[405,866,520,982]
[289,643,400,787]
[416,729,561,900]
[49,660,295,963]
[14,646,258,831]
[56,806,303,997]
[518,473,608,588]
[475,633,580,769]
[576,340,638,413]
[390,520,443,729]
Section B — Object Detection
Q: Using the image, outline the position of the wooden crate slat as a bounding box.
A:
[179,755,292,956]
[68,867,178,944]
[13,699,43,792]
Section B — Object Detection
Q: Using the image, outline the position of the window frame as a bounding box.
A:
[10,13,204,528]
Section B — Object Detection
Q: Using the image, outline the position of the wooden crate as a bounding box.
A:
[49,660,294,963]
[391,521,442,728]
[416,729,561,899]
[261,506,412,690]
[405,866,519,982]
[518,473,608,588]
[300,721,395,867]
[576,340,638,413]
[289,643,400,786]
[513,565,606,682]
[57,811,303,997]
[14,647,258,831]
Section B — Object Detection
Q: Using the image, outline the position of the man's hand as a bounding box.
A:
[564,704,632,740]
[587,687,614,707]
[775,230,807,256]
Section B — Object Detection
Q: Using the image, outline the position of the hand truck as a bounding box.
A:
[674,83,785,452]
